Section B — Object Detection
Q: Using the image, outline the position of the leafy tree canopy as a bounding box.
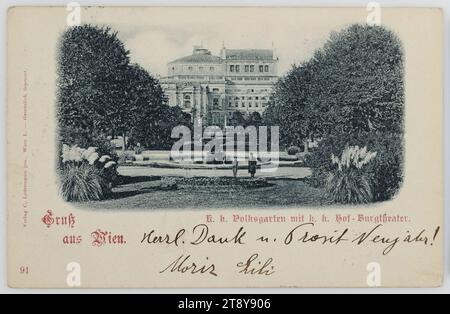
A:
[265,24,404,145]
[57,25,191,151]
[57,25,130,135]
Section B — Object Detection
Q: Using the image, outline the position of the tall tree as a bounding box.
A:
[266,24,403,146]
[125,65,192,150]
[131,104,192,150]
[307,24,404,137]
[264,63,315,149]
[57,25,190,153]
[121,64,167,151]
[57,25,130,148]
[265,24,404,201]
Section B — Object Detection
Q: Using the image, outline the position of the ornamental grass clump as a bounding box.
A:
[59,144,117,202]
[326,146,377,204]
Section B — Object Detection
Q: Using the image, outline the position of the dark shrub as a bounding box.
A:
[365,133,404,201]
[59,145,118,201]
[287,146,301,155]
[305,131,403,202]
[60,162,106,202]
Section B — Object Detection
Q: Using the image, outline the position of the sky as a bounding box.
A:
[83,7,369,77]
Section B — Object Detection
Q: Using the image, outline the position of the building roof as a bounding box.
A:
[167,47,276,64]
[225,49,274,61]
[169,54,223,64]
[169,47,222,64]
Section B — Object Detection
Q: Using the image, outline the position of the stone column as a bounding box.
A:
[176,86,181,107]
[192,86,196,111]
[200,85,206,117]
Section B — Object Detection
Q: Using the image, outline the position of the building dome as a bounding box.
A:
[169,46,222,64]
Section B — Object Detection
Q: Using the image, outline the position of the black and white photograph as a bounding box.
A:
[56,8,404,209]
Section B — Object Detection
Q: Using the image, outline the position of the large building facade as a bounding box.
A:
[161,45,278,127]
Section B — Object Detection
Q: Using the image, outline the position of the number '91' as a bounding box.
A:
[19,266,29,274]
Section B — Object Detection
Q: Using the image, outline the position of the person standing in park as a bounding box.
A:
[248,153,257,178]
[232,156,239,179]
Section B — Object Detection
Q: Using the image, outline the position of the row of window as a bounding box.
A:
[176,75,224,80]
[184,66,215,72]
[230,96,267,101]
[213,101,267,109]
[229,88,270,93]
[178,65,271,73]
[227,102,267,108]
[227,76,271,81]
[184,94,266,104]
[229,65,269,73]
[173,75,271,82]
[183,94,269,101]
[183,101,267,109]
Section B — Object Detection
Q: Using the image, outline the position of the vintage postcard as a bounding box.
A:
[7,6,443,288]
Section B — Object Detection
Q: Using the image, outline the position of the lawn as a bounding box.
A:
[78,175,332,210]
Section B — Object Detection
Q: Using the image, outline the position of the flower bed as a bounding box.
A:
[160,176,271,190]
